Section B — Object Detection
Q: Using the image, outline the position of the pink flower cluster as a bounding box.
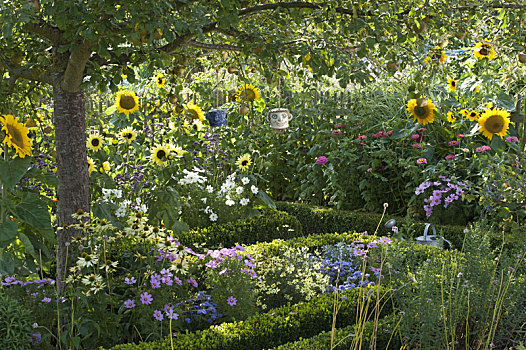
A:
[316,156,328,165]
[506,136,519,143]
[475,145,491,153]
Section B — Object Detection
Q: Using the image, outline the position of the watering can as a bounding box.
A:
[415,223,451,249]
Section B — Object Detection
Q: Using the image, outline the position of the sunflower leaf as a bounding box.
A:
[11,192,53,234]
[0,220,18,249]
[0,156,31,189]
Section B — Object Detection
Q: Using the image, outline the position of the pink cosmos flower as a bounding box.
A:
[506,136,519,143]
[417,158,427,164]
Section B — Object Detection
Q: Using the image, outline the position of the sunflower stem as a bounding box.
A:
[0,143,8,223]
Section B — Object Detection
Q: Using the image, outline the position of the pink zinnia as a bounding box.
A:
[506,136,519,143]
[374,131,387,138]
[445,154,455,161]
[457,134,465,138]
[417,158,427,164]
[448,140,459,146]
[356,135,367,141]
[412,144,423,149]
[332,129,342,135]
[316,156,328,165]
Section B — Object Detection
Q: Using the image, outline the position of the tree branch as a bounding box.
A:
[62,42,94,92]
[24,20,64,45]
[187,40,243,51]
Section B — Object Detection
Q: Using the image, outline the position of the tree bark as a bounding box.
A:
[53,79,90,294]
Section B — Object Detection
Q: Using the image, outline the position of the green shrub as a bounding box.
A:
[176,209,302,249]
[0,288,34,350]
[276,201,468,249]
[105,287,392,350]
[270,315,401,350]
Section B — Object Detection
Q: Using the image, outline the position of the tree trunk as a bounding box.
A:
[53,82,90,294]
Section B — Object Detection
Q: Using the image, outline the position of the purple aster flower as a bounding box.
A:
[31,333,42,345]
[173,276,182,285]
[316,156,328,165]
[367,241,377,249]
[187,277,198,288]
[42,297,51,303]
[153,310,164,321]
[151,279,161,289]
[125,277,136,285]
[227,296,237,306]
[431,197,441,206]
[378,237,392,245]
[140,292,153,305]
[124,299,136,309]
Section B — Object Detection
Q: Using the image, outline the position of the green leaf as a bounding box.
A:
[105,105,117,115]
[490,135,506,153]
[18,231,37,259]
[92,201,123,229]
[0,157,31,189]
[11,193,54,242]
[0,255,15,275]
[257,190,276,209]
[0,221,18,248]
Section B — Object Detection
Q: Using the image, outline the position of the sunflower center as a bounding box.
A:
[485,115,504,133]
[125,133,133,139]
[120,95,136,110]
[479,45,490,56]
[6,124,23,146]
[245,89,256,100]
[156,150,166,159]
[91,138,100,147]
[414,106,429,118]
[241,160,248,166]
[158,77,163,84]
[188,110,198,119]
[451,81,456,87]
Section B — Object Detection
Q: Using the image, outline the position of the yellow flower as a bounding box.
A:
[305,54,311,61]
[116,90,140,115]
[447,78,457,92]
[406,98,436,125]
[87,157,95,175]
[467,110,479,121]
[235,84,261,103]
[426,46,447,64]
[447,111,456,123]
[478,108,510,140]
[192,119,204,131]
[236,154,252,171]
[486,102,494,109]
[172,146,185,157]
[460,109,469,117]
[101,161,110,172]
[473,85,480,93]
[87,134,103,151]
[183,101,204,121]
[120,126,137,144]
[150,145,170,166]
[0,114,33,158]
[473,41,496,60]
[155,74,165,88]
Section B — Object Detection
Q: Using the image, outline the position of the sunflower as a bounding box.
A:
[116,90,140,115]
[478,108,510,140]
[87,134,103,151]
[460,109,469,118]
[473,42,496,60]
[0,114,33,158]
[87,157,95,175]
[447,78,457,92]
[407,98,436,125]
[235,84,261,102]
[467,110,479,121]
[424,46,447,64]
[236,154,252,171]
[150,145,170,166]
[120,126,137,144]
[447,111,456,123]
[155,73,165,88]
[183,101,204,121]
[101,161,111,173]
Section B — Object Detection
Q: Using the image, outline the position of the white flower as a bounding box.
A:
[209,213,218,222]
[241,177,250,185]
[179,169,206,185]
[201,197,207,204]
[236,186,244,194]
[240,198,249,206]
[206,185,214,193]
[251,185,259,194]
[225,199,235,206]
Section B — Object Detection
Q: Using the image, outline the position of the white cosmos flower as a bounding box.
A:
[206,185,214,193]
[225,199,235,206]
[251,185,259,194]
[209,213,218,222]
[236,186,244,194]
[240,198,249,206]
[241,177,250,185]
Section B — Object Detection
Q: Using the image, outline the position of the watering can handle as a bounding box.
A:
[443,238,452,250]
[423,223,436,240]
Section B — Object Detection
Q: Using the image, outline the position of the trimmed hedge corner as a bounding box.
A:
[176,209,303,249]
[270,315,401,350]
[106,287,392,350]
[276,201,468,249]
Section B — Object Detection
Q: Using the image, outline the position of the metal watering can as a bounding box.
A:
[415,223,451,249]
